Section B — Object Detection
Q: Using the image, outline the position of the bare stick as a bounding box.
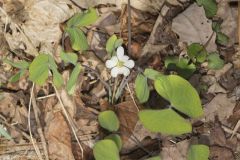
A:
[28,83,43,160]
[126,83,139,111]
[230,120,240,139]
[53,86,84,159]
[36,94,56,100]
[127,0,132,54]
[31,91,49,160]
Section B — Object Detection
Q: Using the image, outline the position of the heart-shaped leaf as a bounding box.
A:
[207,53,224,70]
[98,110,119,132]
[135,74,149,103]
[66,63,81,94]
[105,134,122,151]
[187,144,209,160]
[196,0,217,18]
[139,109,192,135]
[29,54,49,85]
[66,27,88,51]
[67,8,98,28]
[154,75,203,118]
[93,139,120,160]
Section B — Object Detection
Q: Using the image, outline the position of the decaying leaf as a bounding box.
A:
[161,140,190,160]
[204,94,236,123]
[45,103,75,160]
[2,0,78,55]
[116,101,138,149]
[172,3,217,52]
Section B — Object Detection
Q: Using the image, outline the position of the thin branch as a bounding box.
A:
[36,94,56,100]
[28,83,44,160]
[230,120,240,139]
[31,91,49,160]
[126,83,139,111]
[127,0,132,54]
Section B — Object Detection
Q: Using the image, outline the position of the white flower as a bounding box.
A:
[106,46,135,77]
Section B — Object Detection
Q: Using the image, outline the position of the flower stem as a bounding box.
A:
[112,76,119,103]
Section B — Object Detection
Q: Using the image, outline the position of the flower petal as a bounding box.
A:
[124,60,135,68]
[121,55,129,62]
[106,56,118,68]
[118,66,130,76]
[116,46,124,60]
[111,67,120,77]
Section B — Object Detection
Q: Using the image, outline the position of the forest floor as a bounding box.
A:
[0,0,239,160]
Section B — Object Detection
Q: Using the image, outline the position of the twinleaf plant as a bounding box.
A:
[136,68,203,135]
[94,110,121,160]
[165,0,227,79]
[29,54,63,87]
[165,42,225,79]
[4,8,99,93]
[65,8,99,51]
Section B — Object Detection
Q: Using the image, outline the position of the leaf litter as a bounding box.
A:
[0,0,239,160]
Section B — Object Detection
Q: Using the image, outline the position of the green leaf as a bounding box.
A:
[67,8,98,28]
[139,109,192,135]
[164,56,196,79]
[207,52,224,70]
[29,54,49,85]
[187,145,209,160]
[187,43,207,62]
[9,69,26,83]
[60,51,78,65]
[98,110,119,132]
[105,134,122,151]
[216,32,229,45]
[66,27,88,51]
[212,22,221,32]
[106,35,117,55]
[66,63,81,94]
[146,156,161,160]
[196,0,217,18]
[144,68,162,80]
[3,59,29,69]
[135,74,149,103]
[154,75,203,118]
[114,39,123,48]
[0,125,11,140]
[93,140,120,160]
[48,55,63,88]
[52,69,63,88]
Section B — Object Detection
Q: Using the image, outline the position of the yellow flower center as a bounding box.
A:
[117,61,124,67]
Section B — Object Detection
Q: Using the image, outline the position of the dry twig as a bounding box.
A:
[28,83,44,160]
